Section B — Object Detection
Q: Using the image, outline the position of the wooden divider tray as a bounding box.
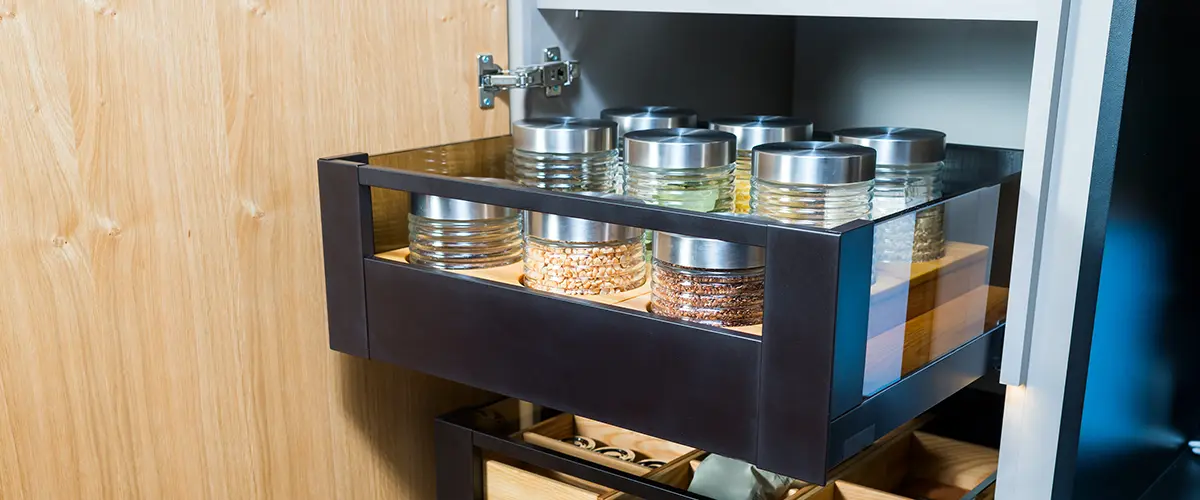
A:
[796,431,999,500]
[486,413,703,500]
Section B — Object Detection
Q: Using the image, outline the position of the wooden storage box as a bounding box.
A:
[485,413,702,500]
[798,431,998,500]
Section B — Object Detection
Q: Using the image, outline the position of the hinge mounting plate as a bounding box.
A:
[478,47,579,109]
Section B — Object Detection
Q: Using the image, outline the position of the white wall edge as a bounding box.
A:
[996,0,1117,497]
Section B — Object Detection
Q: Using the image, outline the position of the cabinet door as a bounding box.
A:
[0,1,506,499]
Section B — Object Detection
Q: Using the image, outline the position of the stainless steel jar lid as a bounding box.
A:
[653,232,765,270]
[525,211,643,243]
[753,141,876,185]
[709,115,814,151]
[832,127,946,164]
[600,106,698,139]
[512,117,617,154]
[410,180,520,220]
[624,128,736,169]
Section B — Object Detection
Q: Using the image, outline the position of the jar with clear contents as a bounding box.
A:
[601,106,697,194]
[834,127,947,262]
[624,128,737,213]
[522,212,646,296]
[710,116,813,214]
[650,232,765,327]
[508,117,619,193]
[407,191,522,270]
[750,141,876,228]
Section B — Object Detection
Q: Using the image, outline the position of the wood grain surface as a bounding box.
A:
[485,459,606,500]
[0,1,507,498]
[908,432,999,492]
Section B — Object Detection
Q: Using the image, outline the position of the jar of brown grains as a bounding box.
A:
[650,231,766,327]
[522,212,646,296]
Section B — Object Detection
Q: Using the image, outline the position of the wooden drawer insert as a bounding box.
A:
[485,413,703,499]
[799,431,998,500]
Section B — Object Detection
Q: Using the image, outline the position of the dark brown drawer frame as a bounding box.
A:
[318,142,1019,483]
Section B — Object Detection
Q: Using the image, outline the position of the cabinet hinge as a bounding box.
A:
[478,47,579,109]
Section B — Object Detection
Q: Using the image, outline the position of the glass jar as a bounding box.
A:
[834,127,947,262]
[407,191,522,269]
[650,232,765,327]
[601,106,698,194]
[710,116,814,214]
[624,128,737,213]
[508,117,619,193]
[750,141,876,228]
[522,212,646,296]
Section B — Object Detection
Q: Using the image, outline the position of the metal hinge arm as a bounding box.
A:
[478,47,579,109]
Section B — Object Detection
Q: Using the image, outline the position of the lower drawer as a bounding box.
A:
[803,429,999,500]
[485,413,704,500]
[486,458,820,500]
[443,399,998,500]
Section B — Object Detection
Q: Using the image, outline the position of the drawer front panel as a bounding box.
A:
[367,258,762,459]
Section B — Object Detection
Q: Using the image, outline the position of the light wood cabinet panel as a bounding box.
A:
[0,1,506,498]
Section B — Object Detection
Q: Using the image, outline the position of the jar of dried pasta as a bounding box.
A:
[709,116,813,213]
[834,127,947,262]
[407,190,522,270]
[522,212,646,295]
[650,232,765,327]
[750,141,876,228]
[508,117,619,193]
[601,106,698,193]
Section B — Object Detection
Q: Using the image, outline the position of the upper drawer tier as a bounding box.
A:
[316,136,1019,483]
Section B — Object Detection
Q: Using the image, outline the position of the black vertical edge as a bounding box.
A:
[756,224,845,483]
[435,419,484,500]
[317,153,373,357]
[1051,0,1137,497]
[829,221,872,418]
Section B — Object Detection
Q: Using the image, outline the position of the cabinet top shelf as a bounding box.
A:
[537,0,1040,22]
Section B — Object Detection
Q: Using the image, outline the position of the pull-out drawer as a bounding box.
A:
[803,432,998,500]
[441,399,997,500]
[321,137,1018,483]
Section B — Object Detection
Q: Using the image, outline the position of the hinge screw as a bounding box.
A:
[482,55,491,63]
[483,98,493,106]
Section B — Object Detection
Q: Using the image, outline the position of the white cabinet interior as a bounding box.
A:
[509,2,1036,149]
[535,0,1039,22]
